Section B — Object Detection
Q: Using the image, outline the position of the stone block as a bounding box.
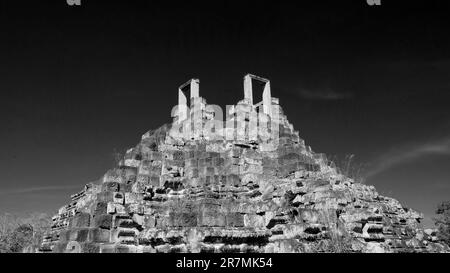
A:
[244,214,266,228]
[230,157,241,165]
[107,202,126,214]
[81,242,100,253]
[142,246,156,253]
[76,228,90,242]
[102,182,120,192]
[184,151,194,159]
[115,245,132,253]
[171,159,185,168]
[125,192,141,204]
[205,157,213,166]
[99,244,116,253]
[206,167,215,176]
[188,168,199,178]
[121,183,133,192]
[214,175,221,185]
[278,162,297,177]
[94,202,108,216]
[113,192,124,204]
[196,158,205,168]
[206,151,219,158]
[122,163,138,172]
[173,151,184,161]
[298,209,322,224]
[199,207,226,227]
[65,241,82,253]
[185,158,197,168]
[155,216,167,229]
[124,159,140,168]
[186,177,200,187]
[96,192,114,204]
[58,230,70,243]
[169,212,197,227]
[229,164,240,175]
[71,212,91,228]
[227,174,240,186]
[93,214,113,229]
[124,175,136,184]
[129,203,145,214]
[143,206,152,215]
[136,174,150,184]
[149,151,163,161]
[68,230,78,241]
[244,164,263,174]
[144,216,156,228]
[89,228,110,243]
[149,176,160,187]
[205,176,213,186]
[132,214,145,226]
[102,169,124,183]
[52,242,68,253]
[138,161,151,175]
[150,164,162,174]
[214,157,225,167]
[226,212,244,227]
[131,182,146,193]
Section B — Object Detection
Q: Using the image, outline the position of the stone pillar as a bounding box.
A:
[190,79,199,99]
[178,89,188,121]
[243,74,253,105]
[262,81,272,117]
[177,78,200,122]
[243,74,272,117]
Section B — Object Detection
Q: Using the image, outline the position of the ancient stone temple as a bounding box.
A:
[40,75,448,253]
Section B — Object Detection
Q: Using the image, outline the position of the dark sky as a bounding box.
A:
[1,0,449,227]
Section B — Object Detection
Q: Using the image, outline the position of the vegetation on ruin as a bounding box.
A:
[434,201,450,247]
[0,212,52,253]
[328,154,367,184]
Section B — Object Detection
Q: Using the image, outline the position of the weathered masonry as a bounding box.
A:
[171,74,282,145]
[39,75,449,253]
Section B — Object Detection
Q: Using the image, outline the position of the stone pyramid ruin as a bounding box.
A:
[40,74,449,253]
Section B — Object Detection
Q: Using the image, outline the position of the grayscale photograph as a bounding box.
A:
[0,0,449,270]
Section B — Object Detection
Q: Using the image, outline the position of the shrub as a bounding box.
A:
[0,213,52,253]
[434,201,450,246]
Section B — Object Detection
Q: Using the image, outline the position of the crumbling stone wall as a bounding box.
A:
[40,76,449,253]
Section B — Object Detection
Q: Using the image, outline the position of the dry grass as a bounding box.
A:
[328,154,367,184]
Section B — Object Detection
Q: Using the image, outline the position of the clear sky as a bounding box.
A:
[1,1,449,227]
